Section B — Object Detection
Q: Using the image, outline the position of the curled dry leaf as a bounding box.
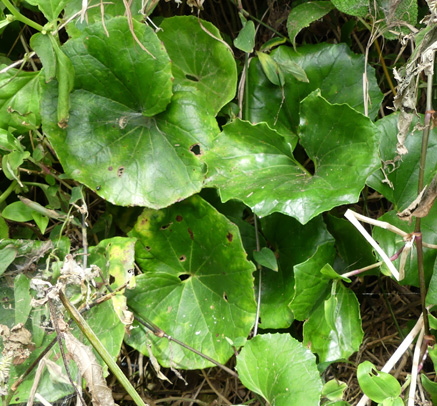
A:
[393,26,437,155]
[397,174,437,222]
[63,330,116,406]
[0,324,35,365]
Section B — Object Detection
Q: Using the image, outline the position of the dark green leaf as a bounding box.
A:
[257,51,283,86]
[287,1,335,47]
[125,195,256,369]
[247,43,383,135]
[236,333,322,406]
[206,92,380,224]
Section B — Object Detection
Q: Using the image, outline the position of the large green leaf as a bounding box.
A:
[303,281,364,363]
[367,113,437,211]
[236,333,322,406]
[0,67,43,132]
[206,91,380,223]
[246,43,383,135]
[158,16,237,115]
[41,17,226,208]
[125,195,256,369]
[257,214,333,329]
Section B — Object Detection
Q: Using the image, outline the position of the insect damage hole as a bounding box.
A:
[185,74,199,82]
[189,144,202,156]
[117,166,125,177]
[179,255,186,262]
[223,292,228,302]
[178,273,191,281]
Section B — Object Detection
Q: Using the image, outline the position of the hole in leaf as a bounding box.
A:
[178,273,191,281]
[160,223,172,230]
[179,255,186,262]
[176,215,183,222]
[226,232,233,242]
[145,246,151,251]
[223,292,228,302]
[117,166,125,177]
[189,144,202,156]
[185,74,199,82]
[109,275,115,284]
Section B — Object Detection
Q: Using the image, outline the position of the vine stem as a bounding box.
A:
[415,51,435,336]
[1,0,43,31]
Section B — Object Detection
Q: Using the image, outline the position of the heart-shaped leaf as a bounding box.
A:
[125,195,256,369]
[41,16,234,209]
[205,91,380,224]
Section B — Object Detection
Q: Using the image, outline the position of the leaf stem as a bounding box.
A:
[253,214,262,337]
[1,0,43,31]
[59,290,149,406]
[0,181,17,206]
[415,52,435,336]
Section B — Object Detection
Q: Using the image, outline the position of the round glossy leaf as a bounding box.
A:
[236,333,322,406]
[206,91,380,224]
[125,195,256,369]
[158,16,237,115]
[246,43,383,136]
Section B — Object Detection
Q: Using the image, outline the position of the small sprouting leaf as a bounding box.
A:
[257,51,283,86]
[322,379,347,401]
[320,264,351,282]
[357,361,401,403]
[259,37,286,52]
[234,17,255,53]
[287,1,335,48]
[2,201,35,222]
[0,244,17,276]
[253,247,278,272]
[14,274,32,325]
[236,333,322,406]
[30,33,56,82]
